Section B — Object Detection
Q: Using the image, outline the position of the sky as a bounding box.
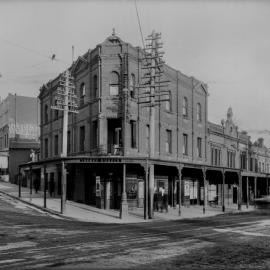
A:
[0,0,270,144]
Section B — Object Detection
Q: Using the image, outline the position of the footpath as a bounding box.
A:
[0,180,254,224]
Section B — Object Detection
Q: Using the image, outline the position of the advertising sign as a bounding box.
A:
[184,180,190,196]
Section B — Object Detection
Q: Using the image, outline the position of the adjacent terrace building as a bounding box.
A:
[20,32,270,216]
[0,94,40,183]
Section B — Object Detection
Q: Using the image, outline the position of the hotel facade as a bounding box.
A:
[20,32,270,215]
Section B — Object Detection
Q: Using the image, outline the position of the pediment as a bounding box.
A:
[71,56,89,74]
[194,83,208,96]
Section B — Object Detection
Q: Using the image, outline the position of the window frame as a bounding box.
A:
[197,137,202,158]
[54,134,59,156]
[130,120,137,148]
[93,75,98,99]
[166,129,172,154]
[44,104,49,123]
[44,138,49,158]
[183,133,188,156]
[130,73,136,99]
[79,126,85,152]
[196,103,202,122]
[80,83,86,106]
[110,71,120,96]
[183,97,188,118]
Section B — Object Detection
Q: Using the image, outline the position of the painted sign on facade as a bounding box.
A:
[9,123,39,139]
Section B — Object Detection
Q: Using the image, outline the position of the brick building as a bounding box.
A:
[20,32,270,216]
[0,94,40,183]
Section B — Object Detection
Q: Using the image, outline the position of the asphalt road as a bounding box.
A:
[1,193,270,270]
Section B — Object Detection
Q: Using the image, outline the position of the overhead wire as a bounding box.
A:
[0,37,69,64]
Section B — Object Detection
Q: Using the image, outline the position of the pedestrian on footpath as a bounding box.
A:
[49,179,55,197]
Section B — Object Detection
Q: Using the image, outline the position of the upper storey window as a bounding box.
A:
[93,75,98,98]
[165,92,172,112]
[44,104,49,123]
[130,74,136,98]
[183,97,188,118]
[110,71,119,96]
[80,83,86,106]
[196,103,202,122]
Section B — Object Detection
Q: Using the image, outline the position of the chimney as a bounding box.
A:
[258,137,264,147]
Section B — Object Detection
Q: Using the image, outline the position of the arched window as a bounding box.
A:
[80,83,86,106]
[196,103,202,122]
[110,71,119,96]
[130,74,136,98]
[183,97,188,117]
[93,75,98,98]
[165,92,171,112]
[44,104,48,123]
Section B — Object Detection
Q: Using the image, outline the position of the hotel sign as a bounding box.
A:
[79,158,122,163]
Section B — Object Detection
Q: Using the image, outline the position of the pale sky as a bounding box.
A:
[0,0,270,144]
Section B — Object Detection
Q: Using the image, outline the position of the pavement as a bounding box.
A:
[0,180,255,223]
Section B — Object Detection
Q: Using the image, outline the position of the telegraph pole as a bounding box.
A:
[51,70,78,214]
[138,31,170,219]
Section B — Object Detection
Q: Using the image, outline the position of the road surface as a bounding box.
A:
[1,192,270,269]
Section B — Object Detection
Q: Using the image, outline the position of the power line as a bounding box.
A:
[0,37,69,64]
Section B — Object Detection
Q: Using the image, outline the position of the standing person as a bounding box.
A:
[49,179,55,197]
[157,187,163,212]
[153,186,158,211]
[163,188,168,212]
[33,178,38,193]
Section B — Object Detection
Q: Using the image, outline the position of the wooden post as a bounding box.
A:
[30,166,33,202]
[43,166,47,208]
[178,165,182,216]
[144,160,149,220]
[60,161,66,214]
[246,176,249,208]
[254,177,257,199]
[238,172,242,211]
[148,164,154,219]
[203,168,207,214]
[267,177,269,196]
[120,163,129,218]
[222,170,225,212]
[18,172,21,198]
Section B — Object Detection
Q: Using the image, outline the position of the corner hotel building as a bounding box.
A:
[20,32,270,215]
